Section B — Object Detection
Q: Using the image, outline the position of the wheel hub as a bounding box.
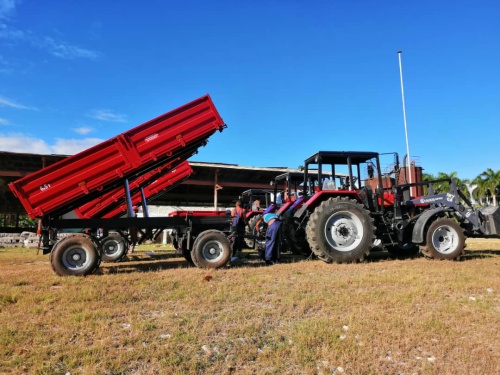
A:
[336,223,352,238]
[324,211,364,252]
[62,247,88,269]
[202,240,223,262]
[432,226,456,253]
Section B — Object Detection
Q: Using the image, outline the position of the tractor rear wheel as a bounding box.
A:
[191,230,231,269]
[421,217,466,260]
[50,234,100,276]
[306,197,375,263]
[245,215,265,250]
[282,211,311,255]
[101,233,128,262]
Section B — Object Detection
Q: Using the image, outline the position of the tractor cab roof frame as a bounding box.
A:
[303,151,383,193]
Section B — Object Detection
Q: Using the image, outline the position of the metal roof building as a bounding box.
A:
[0,151,298,224]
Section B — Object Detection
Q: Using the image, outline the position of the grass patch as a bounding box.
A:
[0,239,499,374]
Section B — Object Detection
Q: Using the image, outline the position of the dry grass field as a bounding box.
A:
[0,238,499,374]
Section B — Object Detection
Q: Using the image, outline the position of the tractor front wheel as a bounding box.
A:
[191,230,231,269]
[421,217,466,260]
[306,197,375,263]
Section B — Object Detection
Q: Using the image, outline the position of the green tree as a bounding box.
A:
[431,171,459,193]
[478,168,500,206]
[472,175,488,205]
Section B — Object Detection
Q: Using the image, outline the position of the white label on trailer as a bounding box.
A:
[145,133,158,142]
[39,183,51,191]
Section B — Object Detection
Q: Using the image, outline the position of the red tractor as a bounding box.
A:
[289,151,500,263]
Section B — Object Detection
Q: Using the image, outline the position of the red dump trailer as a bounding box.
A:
[101,161,193,219]
[9,95,234,276]
[74,160,193,219]
[10,95,224,218]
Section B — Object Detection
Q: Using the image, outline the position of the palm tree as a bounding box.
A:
[421,172,435,195]
[432,171,459,193]
[478,168,500,206]
[472,175,487,205]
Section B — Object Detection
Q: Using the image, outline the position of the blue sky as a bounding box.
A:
[0,0,499,180]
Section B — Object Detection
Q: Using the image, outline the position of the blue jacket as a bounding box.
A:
[265,219,282,261]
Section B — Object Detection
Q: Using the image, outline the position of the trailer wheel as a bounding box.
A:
[282,211,311,256]
[306,197,375,263]
[181,237,194,265]
[421,217,466,260]
[50,235,100,276]
[100,233,128,262]
[191,230,231,269]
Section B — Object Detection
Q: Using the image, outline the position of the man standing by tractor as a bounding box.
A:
[263,213,282,265]
[231,200,247,261]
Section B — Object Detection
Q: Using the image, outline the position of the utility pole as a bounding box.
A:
[397,51,413,193]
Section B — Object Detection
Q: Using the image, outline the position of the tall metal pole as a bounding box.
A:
[397,51,412,187]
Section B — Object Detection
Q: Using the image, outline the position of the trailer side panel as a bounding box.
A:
[9,95,224,218]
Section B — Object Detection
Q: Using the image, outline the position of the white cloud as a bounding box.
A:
[0,2,100,61]
[0,133,52,153]
[0,133,104,155]
[0,0,18,20]
[89,109,127,123]
[0,118,9,125]
[0,96,35,110]
[52,137,104,154]
[43,36,100,60]
[73,126,93,135]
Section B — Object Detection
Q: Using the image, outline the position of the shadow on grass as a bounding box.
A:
[461,249,500,260]
[97,247,500,275]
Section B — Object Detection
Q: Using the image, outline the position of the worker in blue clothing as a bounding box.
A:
[262,213,281,265]
[231,200,247,261]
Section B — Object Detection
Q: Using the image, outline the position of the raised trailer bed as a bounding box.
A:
[10,95,224,218]
[9,95,233,276]
[74,160,193,219]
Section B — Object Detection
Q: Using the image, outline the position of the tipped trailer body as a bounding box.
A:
[9,95,224,219]
[9,95,234,276]
[74,160,193,219]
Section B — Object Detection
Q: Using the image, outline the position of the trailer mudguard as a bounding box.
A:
[411,207,447,243]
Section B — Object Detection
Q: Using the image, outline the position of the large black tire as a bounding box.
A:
[100,233,128,262]
[305,197,375,263]
[173,234,194,264]
[50,234,100,276]
[244,215,260,249]
[420,217,466,260]
[181,237,194,265]
[245,214,266,251]
[282,211,311,255]
[191,230,231,269]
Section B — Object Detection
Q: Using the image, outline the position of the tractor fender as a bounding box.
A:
[412,207,447,243]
